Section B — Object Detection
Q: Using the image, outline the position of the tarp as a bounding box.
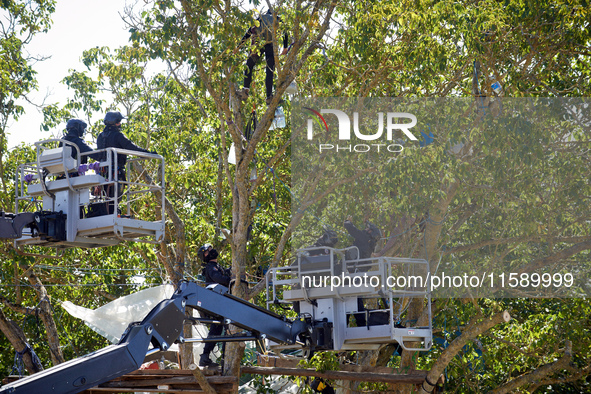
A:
[61,285,175,344]
[61,284,223,365]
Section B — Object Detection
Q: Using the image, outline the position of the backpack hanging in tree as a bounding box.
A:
[256,12,276,43]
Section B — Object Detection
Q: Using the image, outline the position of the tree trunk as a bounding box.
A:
[25,267,64,366]
[217,69,252,377]
[0,308,43,374]
[130,161,191,367]
[223,215,249,377]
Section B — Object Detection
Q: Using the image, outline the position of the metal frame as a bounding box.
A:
[266,247,433,352]
[0,281,313,394]
[13,140,165,255]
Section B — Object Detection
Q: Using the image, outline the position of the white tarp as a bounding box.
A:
[61,284,175,344]
[239,375,299,393]
[62,284,223,366]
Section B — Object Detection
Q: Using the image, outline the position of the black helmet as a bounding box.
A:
[66,119,87,137]
[315,228,338,248]
[365,221,382,243]
[104,111,125,126]
[208,249,219,261]
[198,243,212,262]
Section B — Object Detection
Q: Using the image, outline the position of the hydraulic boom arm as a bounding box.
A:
[0,281,311,394]
[0,212,36,239]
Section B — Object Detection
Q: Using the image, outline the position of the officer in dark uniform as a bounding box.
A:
[343,217,381,326]
[343,216,381,262]
[97,111,153,166]
[197,243,232,367]
[61,119,102,165]
[308,228,338,256]
[96,111,154,214]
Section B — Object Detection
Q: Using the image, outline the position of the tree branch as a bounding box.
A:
[489,341,572,394]
[24,267,64,365]
[189,365,217,394]
[527,362,591,393]
[419,310,511,393]
[130,161,185,281]
[0,295,37,315]
[519,240,591,273]
[0,308,43,374]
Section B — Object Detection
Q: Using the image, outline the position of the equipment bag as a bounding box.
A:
[256,12,276,42]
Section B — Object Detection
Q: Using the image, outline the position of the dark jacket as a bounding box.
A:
[344,220,376,260]
[61,133,102,164]
[97,126,150,167]
[203,260,231,287]
[241,13,288,48]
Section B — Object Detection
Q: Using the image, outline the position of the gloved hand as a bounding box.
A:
[89,162,101,172]
[24,174,35,184]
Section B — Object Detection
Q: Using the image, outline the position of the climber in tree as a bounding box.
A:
[235,8,289,105]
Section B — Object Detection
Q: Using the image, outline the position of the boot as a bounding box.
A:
[199,353,219,368]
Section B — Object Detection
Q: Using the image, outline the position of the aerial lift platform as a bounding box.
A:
[0,281,314,394]
[0,268,432,394]
[0,250,432,393]
[3,139,164,255]
[267,246,433,353]
[0,141,433,393]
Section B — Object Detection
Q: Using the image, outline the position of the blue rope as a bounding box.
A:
[11,344,43,376]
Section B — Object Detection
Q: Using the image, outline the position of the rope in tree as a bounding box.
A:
[11,343,43,377]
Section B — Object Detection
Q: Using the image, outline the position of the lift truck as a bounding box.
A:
[0,281,319,394]
[0,249,432,394]
[0,141,432,393]
[0,254,432,394]
[267,246,432,354]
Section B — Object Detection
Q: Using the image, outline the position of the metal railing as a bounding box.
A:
[14,139,165,250]
[266,246,433,351]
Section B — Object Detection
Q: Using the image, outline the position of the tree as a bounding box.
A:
[0,0,59,376]
[0,0,55,193]
[286,0,591,391]
[1,0,590,393]
[123,0,339,375]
